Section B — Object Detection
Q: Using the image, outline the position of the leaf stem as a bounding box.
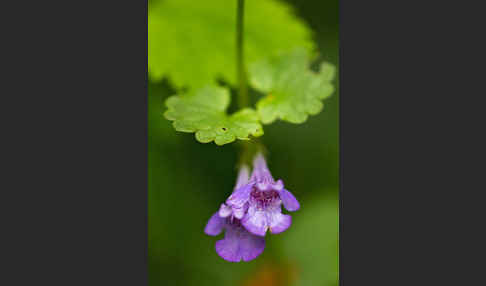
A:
[236,0,248,108]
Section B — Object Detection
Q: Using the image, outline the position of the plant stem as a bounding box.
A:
[238,139,266,167]
[235,0,262,168]
[236,0,248,108]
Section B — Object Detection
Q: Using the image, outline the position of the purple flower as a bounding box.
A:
[204,166,265,262]
[204,213,265,262]
[204,153,300,262]
[218,165,250,220]
[228,153,300,237]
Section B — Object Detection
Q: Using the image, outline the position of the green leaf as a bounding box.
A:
[164,85,263,145]
[249,48,336,124]
[149,0,314,89]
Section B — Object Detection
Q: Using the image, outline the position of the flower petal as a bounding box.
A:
[204,212,225,236]
[278,188,300,211]
[239,231,265,262]
[251,153,275,185]
[218,203,232,218]
[268,211,292,234]
[242,206,268,236]
[273,179,284,191]
[234,165,250,191]
[215,237,240,262]
[215,222,265,262]
[227,183,253,207]
[232,203,248,220]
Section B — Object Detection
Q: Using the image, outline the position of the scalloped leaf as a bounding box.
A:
[164,86,263,145]
[249,49,336,124]
[149,0,314,89]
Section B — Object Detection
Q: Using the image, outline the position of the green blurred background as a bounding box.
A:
[148,0,338,285]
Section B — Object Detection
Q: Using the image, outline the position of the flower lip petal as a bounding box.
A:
[232,203,248,219]
[278,188,300,211]
[269,213,292,234]
[256,181,272,191]
[214,219,266,262]
[204,212,225,236]
[215,238,241,262]
[219,203,232,218]
[273,179,284,191]
[240,232,265,262]
[242,208,268,237]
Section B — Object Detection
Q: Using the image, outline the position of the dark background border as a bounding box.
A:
[2,0,148,284]
[2,0,482,284]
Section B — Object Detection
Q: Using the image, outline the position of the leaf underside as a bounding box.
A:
[164,86,263,145]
